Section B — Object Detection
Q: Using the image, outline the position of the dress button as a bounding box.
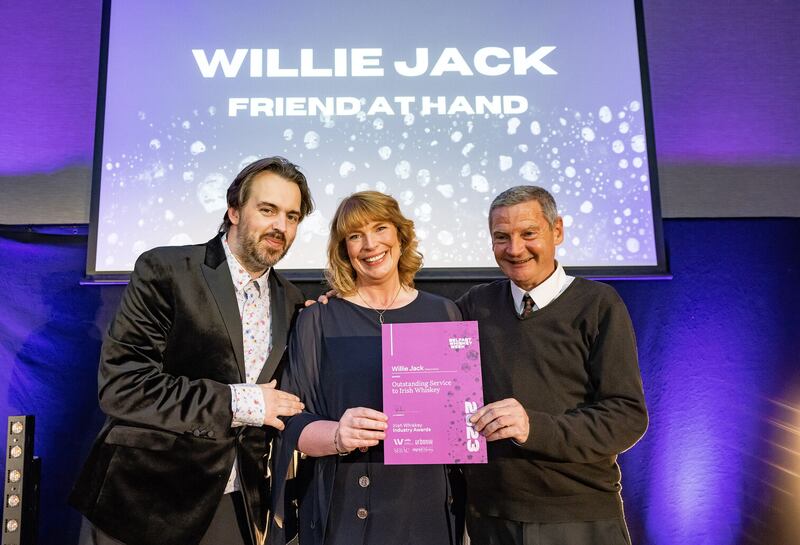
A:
[358,475,370,488]
[356,507,368,519]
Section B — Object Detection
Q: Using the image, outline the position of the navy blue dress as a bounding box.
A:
[276,292,463,545]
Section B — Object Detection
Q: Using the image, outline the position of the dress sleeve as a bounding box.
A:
[455,289,472,320]
[281,304,329,446]
[442,297,463,321]
[270,305,327,542]
[519,290,649,462]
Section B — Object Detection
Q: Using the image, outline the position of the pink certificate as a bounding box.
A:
[382,320,487,465]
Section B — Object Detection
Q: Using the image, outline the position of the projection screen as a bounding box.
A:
[87,0,666,280]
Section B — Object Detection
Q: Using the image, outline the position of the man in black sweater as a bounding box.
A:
[457,186,648,545]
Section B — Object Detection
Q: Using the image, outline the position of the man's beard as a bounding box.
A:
[239,229,289,271]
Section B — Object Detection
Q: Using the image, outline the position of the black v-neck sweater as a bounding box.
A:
[457,277,648,522]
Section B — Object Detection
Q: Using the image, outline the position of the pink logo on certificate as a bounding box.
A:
[382,320,487,465]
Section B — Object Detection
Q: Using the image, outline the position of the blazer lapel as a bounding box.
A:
[257,271,289,383]
[201,236,246,381]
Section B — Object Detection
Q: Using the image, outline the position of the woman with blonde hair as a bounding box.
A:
[272,191,463,545]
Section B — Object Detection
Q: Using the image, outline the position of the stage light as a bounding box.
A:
[3,416,40,545]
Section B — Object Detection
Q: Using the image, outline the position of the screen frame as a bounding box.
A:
[85,0,668,283]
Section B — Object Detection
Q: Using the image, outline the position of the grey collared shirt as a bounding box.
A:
[509,262,574,315]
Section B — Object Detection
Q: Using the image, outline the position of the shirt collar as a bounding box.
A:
[222,234,270,293]
[509,262,568,314]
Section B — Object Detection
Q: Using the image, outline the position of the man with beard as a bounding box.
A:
[71,157,314,545]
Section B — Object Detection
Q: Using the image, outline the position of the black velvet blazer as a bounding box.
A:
[70,235,303,545]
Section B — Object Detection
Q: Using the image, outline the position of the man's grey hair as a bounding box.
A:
[489,185,559,227]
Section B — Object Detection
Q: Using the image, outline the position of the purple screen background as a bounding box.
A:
[91,0,659,271]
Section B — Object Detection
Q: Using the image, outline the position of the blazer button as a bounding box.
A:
[192,430,201,437]
[356,508,368,520]
[207,430,215,438]
[358,475,370,488]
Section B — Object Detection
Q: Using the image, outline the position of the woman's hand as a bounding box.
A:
[336,407,388,452]
[296,408,388,457]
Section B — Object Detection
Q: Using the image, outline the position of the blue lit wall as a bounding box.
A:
[612,219,800,544]
[0,231,117,543]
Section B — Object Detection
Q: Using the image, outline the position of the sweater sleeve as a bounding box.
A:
[519,290,648,463]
